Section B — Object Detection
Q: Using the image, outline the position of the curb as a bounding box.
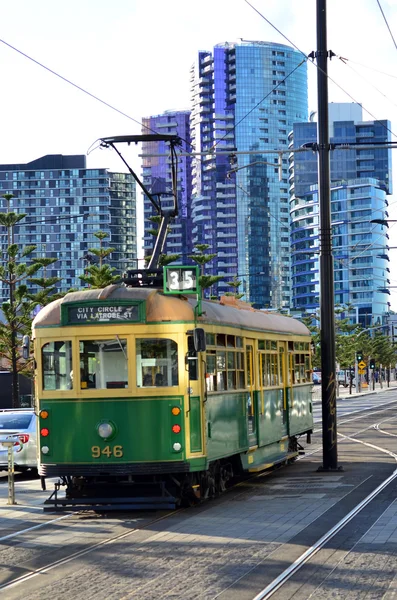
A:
[312,385,397,403]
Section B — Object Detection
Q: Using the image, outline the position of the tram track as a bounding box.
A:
[252,465,397,599]
[2,398,397,599]
[251,402,397,599]
[0,506,184,593]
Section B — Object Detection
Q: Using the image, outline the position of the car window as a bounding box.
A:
[0,413,34,430]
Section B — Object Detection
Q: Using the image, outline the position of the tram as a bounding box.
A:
[32,274,313,509]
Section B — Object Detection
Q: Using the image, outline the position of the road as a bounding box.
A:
[1,389,397,599]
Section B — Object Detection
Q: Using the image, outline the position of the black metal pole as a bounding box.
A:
[316,0,339,470]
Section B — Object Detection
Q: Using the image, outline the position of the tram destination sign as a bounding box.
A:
[64,303,140,325]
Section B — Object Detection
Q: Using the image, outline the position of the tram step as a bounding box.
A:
[43,495,177,511]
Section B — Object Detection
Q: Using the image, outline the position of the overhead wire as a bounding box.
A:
[339,58,397,81]
[337,55,397,111]
[376,0,397,52]
[210,58,307,152]
[243,0,397,140]
[0,38,160,135]
[0,37,195,156]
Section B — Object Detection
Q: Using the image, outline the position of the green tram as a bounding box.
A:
[33,284,313,509]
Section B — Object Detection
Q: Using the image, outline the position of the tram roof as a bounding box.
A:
[32,286,309,336]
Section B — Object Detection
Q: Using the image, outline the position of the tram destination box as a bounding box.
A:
[62,302,142,325]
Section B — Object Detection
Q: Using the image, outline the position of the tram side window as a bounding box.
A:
[293,352,309,383]
[79,339,128,389]
[205,348,245,392]
[136,338,178,387]
[260,352,279,387]
[42,341,73,390]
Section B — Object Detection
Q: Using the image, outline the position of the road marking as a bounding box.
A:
[0,513,72,543]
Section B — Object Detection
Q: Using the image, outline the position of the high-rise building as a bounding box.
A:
[0,154,137,300]
[290,103,392,325]
[189,41,308,307]
[142,111,192,264]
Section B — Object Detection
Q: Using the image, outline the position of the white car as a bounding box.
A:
[0,409,37,472]
[337,370,355,387]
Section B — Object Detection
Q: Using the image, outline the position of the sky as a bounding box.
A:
[1,0,397,306]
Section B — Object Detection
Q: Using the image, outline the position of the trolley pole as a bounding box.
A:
[315,0,340,470]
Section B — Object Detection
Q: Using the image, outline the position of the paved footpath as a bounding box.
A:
[312,379,397,403]
[1,395,397,599]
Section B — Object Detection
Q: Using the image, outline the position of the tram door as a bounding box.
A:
[279,342,290,437]
[246,341,258,447]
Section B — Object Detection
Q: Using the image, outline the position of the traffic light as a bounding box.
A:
[370,358,376,369]
[356,351,363,362]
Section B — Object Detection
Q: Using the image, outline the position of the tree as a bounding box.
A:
[335,305,362,373]
[224,276,245,300]
[0,194,62,406]
[370,332,396,387]
[79,231,120,288]
[188,244,223,298]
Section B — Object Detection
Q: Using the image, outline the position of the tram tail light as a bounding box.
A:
[172,424,181,434]
[18,434,29,444]
[40,428,49,437]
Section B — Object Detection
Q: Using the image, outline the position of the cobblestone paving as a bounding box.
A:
[303,546,397,599]
[1,476,354,600]
[360,499,397,544]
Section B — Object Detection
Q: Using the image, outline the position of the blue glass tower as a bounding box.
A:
[141,111,192,264]
[290,104,392,325]
[0,155,137,301]
[190,41,308,307]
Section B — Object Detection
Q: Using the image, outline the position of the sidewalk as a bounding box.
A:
[312,379,397,402]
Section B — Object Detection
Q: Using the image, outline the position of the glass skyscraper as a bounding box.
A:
[189,41,308,307]
[0,154,137,301]
[290,103,392,325]
[141,111,192,264]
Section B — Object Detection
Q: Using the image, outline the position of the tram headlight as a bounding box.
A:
[97,422,114,439]
[41,446,50,455]
[173,442,182,452]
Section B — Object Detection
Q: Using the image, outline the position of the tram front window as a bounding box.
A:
[136,338,178,387]
[79,338,128,389]
[42,341,73,390]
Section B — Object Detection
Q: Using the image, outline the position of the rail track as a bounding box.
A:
[253,401,397,599]
[1,396,397,600]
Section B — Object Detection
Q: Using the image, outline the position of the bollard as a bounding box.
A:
[7,442,15,505]
[0,436,19,505]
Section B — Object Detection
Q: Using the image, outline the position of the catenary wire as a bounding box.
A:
[243,0,397,140]
[0,38,194,151]
[337,55,397,111]
[0,37,159,136]
[376,0,397,52]
[210,58,307,152]
[235,181,287,227]
[340,58,397,81]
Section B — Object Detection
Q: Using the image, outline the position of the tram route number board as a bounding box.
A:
[163,266,199,295]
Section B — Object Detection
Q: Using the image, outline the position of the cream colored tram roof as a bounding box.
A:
[32,285,309,336]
